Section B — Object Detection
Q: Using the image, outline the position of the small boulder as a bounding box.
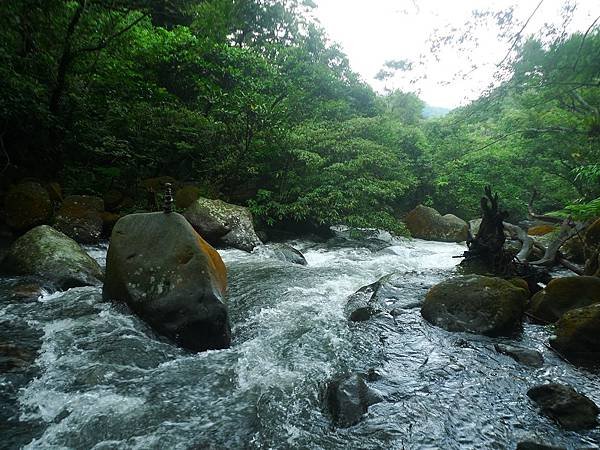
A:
[494,343,544,368]
[103,212,230,352]
[421,275,527,336]
[184,198,262,252]
[4,181,52,231]
[0,225,103,289]
[527,383,599,430]
[550,303,600,363]
[324,373,383,427]
[53,195,104,244]
[269,244,307,265]
[405,205,468,242]
[528,276,600,323]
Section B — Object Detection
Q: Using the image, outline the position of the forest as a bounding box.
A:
[1,0,598,234]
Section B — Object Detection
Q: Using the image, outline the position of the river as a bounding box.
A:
[1,232,599,449]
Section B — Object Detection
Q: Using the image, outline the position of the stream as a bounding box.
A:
[1,232,599,449]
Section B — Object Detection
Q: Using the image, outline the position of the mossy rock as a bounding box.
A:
[0,225,103,289]
[4,182,52,231]
[54,195,104,244]
[103,212,230,352]
[550,303,600,363]
[421,275,527,336]
[528,276,600,323]
[527,224,556,236]
[405,205,468,242]
[184,197,262,252]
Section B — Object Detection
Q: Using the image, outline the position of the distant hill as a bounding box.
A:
[422,105,452,118]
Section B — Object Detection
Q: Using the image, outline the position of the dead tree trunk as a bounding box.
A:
[461,186,513,274]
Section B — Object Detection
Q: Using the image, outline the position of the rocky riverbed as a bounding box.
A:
[1,234,599,449]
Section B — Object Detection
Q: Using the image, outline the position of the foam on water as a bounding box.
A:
[1,237,599,449]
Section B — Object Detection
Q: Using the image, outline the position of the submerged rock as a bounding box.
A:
[324,372,383,427]
[328,226,397,252]
[54,195,104,244]
[527,383,599,430]
[269,243,307,265]
[184,198,262,252]
[344,273,418,321]
[550,303,600,363]
[103,212,230,352]
[4,181,52,231]
[405,205,468,242]
[421,275,527,336]
[0,225,103,289]
[516,441,566,450]
[528,276,600,323]
[494,343,544,368]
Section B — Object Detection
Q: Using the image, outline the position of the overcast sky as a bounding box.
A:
[312,0,599,108]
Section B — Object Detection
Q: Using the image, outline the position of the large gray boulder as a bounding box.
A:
[0,225,103,289]
[421,275,527,336]
[103,212,230,352]
[405,205,468,242]
[184,198,262,252]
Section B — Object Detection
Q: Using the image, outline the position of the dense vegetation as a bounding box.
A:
[1,0,598,234]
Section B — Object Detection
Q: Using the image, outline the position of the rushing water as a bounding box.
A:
[1,234,599,449]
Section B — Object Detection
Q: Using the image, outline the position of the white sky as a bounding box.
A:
[312,0,600,108]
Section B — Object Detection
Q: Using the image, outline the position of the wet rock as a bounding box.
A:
[0,225,103,289]
[54,195,104,244]
[4,181,52,231]
[11,283,44,300]
[494,343,544,368]
[516,441,566,450]
[344,275,391,320]
[405,205,468,242]
[421,275,527,336]
[329,225,397,252]
[528,276,600,323]
[103,212,230,352]
[550,303,600,363]
[184,198,262,252]
[175,185,202,209]
[527,383,599,430]
[324,372,383,427]
[269,243,307,265]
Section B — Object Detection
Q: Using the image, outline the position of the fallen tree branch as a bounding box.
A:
[529,216,589,266]
[503,221,533,261]
[527,189,564,224]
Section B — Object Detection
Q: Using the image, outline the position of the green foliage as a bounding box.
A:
[0,1,597,237]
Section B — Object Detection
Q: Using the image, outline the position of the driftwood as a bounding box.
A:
[529,216,588,267]
[502,221,533,262]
